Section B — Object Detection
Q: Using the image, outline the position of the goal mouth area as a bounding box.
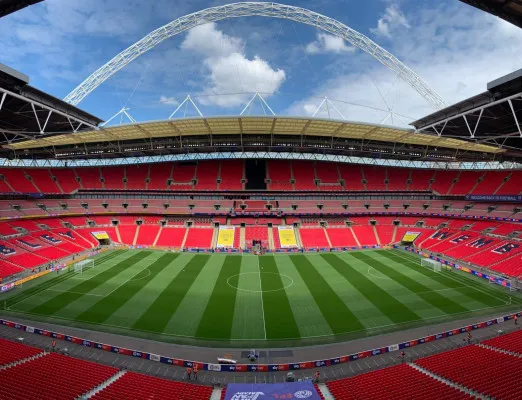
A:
[420,258,443,272]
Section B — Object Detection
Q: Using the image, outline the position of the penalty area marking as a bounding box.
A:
[226,272,294,293]
[367,266,393,281]
[129,268,150,282]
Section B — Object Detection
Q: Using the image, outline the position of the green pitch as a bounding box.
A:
[2,249,521,347]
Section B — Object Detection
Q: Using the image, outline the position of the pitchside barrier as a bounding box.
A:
[1,310,520,373]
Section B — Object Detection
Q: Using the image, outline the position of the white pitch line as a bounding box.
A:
[103,266,151,298]
[257,255,267,340]
[46,289,104,297]
[390,250,512,305]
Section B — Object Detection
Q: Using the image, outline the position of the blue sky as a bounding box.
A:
[2,0,522,126]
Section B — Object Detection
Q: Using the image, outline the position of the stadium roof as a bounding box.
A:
[459,0,522,28]
[0,0,43,17]
[2,116,503,162]
[412,68,522,159]
[0,63,102,145]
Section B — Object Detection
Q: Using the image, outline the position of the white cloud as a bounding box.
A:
[288,2,522,127]
[159,96,179,106]
[180,23,286,107]
[370,4,410,38]
[305,33,355,54]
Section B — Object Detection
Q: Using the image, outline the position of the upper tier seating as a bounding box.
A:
[101,167,125,190]
[220,160,243,190]
[27,169,62,193]
[327,363,472,400]
[0,163,518,193]
[267,160,293,190]
[193,161,217,191]
[292,160,316,191]
[339,164,364,191]
[148,163,172,190]
[364,166,387,191]
[125,165,149,190]
[415,345,522,399]
[92,371,213,400]
[51,168,79,193]
[76,168,102,189]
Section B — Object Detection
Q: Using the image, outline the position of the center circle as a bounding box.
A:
[227,272,294,293]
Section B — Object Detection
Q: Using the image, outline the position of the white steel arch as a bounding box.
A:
[64,2,447,110]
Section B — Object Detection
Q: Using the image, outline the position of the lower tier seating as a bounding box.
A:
[184,228,213,249]
[415,345,522,399]
[300,228,330,248]
[92,371,212,400]
[482,329,522,355]
[327,363,471,400]
[0,338,42,366]
[0,353,118,400]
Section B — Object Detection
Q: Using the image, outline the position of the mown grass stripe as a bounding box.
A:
[195,255,242,339]
[289,255,364,333]
[30,251,150,315]
[75,253,179,324]
[5,250,124,308]
[351,252,469,314]
[321,253,421,324]
[259,255,300,339]
[132,254,211,333]
[385,250,519,306]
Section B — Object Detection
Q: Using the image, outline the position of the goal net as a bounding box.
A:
[421,258,442,272]
[74,259,94,273]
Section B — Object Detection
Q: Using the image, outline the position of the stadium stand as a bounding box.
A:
[125,165,149,190]
[482,329,522,354]
[92,371,213,400]
[101,166,125,190]
[300,228,330,248]
[326,227,359,247]
[415,345,522,399]
[0,338,42,366]
[292,160,317,190]
[0,353,118,400]
[220,160,243,190]
[327,363,472,400]
[267,160,292,190]
[155,227,186,248]
[195,161,218,191]
[148,163,172,190]
[184,228,213,249]
[76,168,102,189]
[351,226,378,246]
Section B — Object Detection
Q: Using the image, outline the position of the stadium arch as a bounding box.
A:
[64,2,447,110]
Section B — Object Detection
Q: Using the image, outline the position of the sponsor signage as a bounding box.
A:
[0,310,520,373]
[465,194,522,202]
[224,382,321,400]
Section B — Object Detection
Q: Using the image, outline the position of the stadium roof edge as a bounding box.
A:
[0,151,518,170]
[3,115,503,155]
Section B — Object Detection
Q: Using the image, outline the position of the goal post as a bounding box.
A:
[74,259,94,274]
[420,258,442,272]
